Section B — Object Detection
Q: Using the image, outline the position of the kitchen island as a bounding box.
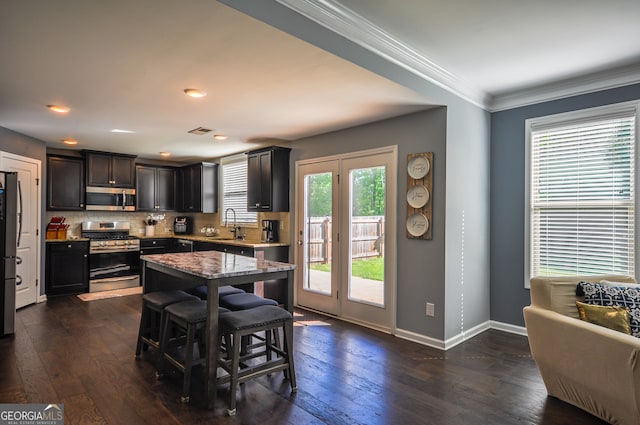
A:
[140,250,296,409]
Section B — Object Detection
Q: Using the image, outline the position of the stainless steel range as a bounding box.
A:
[81,221,140,292]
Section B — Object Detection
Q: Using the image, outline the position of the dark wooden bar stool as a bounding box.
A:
[135,290,199,358]
[157,299,230,403]
[217,305,297,416]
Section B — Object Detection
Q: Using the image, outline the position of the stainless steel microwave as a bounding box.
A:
[85,186,136,211]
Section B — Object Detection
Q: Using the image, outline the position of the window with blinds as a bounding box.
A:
[527,105,636,280]
[220,155,257,225]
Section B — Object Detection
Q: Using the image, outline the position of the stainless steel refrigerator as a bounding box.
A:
[0,172,17,337]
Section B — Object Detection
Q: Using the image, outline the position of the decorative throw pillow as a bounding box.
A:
[575,301,631,334]
[600,279,639,288]
[577,281,640,337]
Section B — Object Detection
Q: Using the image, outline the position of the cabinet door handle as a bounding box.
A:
[83,254,87,258]
[16,275,22,286]
[16,256,22,265]
[80,203,84,208]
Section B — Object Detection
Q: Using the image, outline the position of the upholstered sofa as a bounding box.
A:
[523,275,640,425]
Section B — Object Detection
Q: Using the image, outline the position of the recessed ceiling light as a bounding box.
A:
[184,88,207,98]
[62,139,78,145]
[110,129,135,133]
[159,152,171,157]
[47,104,70,113]
[213,134,228,140]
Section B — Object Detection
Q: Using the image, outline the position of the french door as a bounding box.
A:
[295,147,396,332]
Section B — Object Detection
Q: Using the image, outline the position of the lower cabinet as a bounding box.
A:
[45,241,89,296]
[140,238,179,255]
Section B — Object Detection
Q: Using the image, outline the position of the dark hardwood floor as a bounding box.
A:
[0,294,606,425]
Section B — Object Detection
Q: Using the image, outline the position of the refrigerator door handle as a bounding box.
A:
[17,179,22,248]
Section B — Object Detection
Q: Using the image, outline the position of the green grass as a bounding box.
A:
[310,257,384,281]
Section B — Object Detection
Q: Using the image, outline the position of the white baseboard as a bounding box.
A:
[38,294,47,303]
[396,320,527,351]
[489,320,528,336]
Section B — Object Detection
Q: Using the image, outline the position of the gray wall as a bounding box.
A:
[291,108,449,338]
[0,126,47,296]
[490,83,640,326]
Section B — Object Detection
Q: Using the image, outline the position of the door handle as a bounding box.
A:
[17,179,23,248]
[297,240,303,246]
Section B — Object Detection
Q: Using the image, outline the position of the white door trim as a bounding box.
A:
[0,151,42,307]
[294,145,397,334]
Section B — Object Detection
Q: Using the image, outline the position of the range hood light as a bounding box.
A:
[62,139,78,145]
[213,134,228,140]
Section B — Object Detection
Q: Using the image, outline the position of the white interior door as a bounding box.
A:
[1,153,41,308]
[295,147,396,332]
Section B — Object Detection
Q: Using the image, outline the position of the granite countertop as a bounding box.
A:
[138,234,289,248]
[141,250,295,279]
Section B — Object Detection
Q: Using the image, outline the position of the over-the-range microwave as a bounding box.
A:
[85,186,136,211]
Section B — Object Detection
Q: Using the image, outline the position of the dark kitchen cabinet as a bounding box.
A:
[47,155,85,210]
[140,238,179,255]
[136,165,176,211]
[178,162,218,213]
[85,151,136,188]
[247,146,290,212]
[45,241,89,296]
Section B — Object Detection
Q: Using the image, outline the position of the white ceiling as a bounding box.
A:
[1,0,639,162]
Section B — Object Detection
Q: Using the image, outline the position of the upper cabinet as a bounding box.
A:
[177,162,218,213]
[247,146,290,212]
[47,155,85,211]
[136,165,176,212]
[85,151,136,188]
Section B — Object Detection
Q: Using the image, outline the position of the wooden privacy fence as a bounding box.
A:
[307,216,384,264]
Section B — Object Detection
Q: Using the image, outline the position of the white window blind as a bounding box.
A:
[220,155,257,225]
[529,108,636,278]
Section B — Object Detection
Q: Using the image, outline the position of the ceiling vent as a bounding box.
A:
[188,127,213,135]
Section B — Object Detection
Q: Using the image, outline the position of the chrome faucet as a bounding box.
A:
[224,208,242,239]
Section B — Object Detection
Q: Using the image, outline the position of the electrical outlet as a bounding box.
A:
[426,302,435,317]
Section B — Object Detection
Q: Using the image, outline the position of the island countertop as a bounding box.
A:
[141,250,296,280]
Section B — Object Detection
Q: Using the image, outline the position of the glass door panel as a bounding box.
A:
[303,172,333,295]
[348,166,386,307]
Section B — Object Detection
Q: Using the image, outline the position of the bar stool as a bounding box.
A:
[190,284,245,300]
[135,290,199,358]
[217,305,297,416]
[219,292,278,311]
[157,299,231,403]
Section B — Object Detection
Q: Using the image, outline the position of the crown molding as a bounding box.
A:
[275,0,490,109]
[489,63,640,112]
[276,0,640,112]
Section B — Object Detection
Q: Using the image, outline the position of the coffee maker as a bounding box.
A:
[261,220,279,243]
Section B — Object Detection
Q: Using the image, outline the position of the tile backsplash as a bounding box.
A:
[46,210,290,242]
